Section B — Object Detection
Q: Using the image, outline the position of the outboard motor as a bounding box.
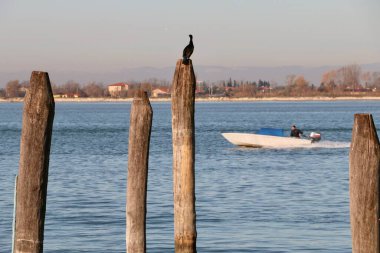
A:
[310,132,321,143]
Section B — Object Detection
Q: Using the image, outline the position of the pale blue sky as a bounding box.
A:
[0,0,379,73]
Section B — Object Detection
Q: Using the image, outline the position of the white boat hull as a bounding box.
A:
[222,133,312,148]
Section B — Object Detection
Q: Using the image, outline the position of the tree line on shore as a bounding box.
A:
[0,79,170,99]
[1,64,380,98]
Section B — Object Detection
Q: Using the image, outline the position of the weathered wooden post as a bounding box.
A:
[126,90,153,253]
[349,113,380,253]
[14,71,55,253]
[171,59,197,253]
[12,175,18,253]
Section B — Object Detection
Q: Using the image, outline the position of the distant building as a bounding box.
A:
[53,93,65,98]
[196,80,206,95]
[53,93,80,98]
[195,87,206,94]
[151,88,170,98]
[18,87,28,97]
[224,86,236,92]
[258,86,272,93]
[108,82,129,97]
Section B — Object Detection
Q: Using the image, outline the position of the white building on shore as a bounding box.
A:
[108,82,129,97]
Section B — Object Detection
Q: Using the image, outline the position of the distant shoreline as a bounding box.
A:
[2,96,380,103]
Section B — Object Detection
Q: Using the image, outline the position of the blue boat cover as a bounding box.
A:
[257,128,285,137]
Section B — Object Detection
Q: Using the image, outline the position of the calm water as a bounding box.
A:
[1,101,380,252]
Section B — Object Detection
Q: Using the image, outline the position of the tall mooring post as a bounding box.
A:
[14,71,55,253]
[126,90,153,253]
[349,113,380,253]
[171,59,197,253]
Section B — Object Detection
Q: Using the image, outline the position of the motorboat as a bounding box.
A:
[222,128,321,148]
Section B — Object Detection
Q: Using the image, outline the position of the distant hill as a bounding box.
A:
[1,63,379,87]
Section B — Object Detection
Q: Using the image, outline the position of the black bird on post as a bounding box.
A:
[182,34,194,64]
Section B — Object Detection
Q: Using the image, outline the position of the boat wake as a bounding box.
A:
[238,141,351,150]
[261,141,351,149]
[307,140,350,149]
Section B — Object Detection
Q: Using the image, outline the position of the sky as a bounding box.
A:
[0,0,379,74]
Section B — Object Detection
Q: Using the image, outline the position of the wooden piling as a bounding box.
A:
[12,175,18,253]
[14,71,55,253]
[126,90,153,253]
[171,59,197,253]
[349,113,380,253]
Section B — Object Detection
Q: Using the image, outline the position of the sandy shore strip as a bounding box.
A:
[2,96,380,103]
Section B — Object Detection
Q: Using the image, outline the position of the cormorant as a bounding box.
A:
[182,34,194,64]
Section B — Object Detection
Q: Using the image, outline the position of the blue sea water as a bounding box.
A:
[1,100,379,252]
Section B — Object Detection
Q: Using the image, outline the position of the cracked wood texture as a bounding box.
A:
[171,59,197,253]
[350,113,380,253]
[126,91,153,253]
[15,71,55,253]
